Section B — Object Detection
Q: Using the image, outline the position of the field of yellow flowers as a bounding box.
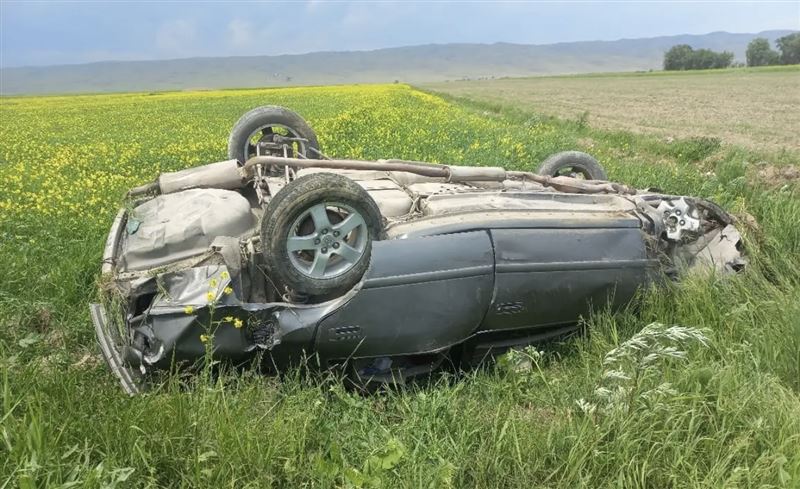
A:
[0,85,558,226]
[1,84,799,488]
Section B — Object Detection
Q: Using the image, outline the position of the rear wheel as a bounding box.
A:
[228,106,321,164]
[261,173,383,297]
[537,151,607,180]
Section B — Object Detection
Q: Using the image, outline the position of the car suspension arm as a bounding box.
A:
[243,156,637,195]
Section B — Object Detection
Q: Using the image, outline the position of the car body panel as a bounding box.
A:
[315,231,495,359]
[119,189,257,271]
[483,227,655,331]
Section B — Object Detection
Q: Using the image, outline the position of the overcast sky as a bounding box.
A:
[1,1,798,68]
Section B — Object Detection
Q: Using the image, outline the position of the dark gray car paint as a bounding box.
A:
[484,227,655,331]
[105,207,663,377]
[314,231,495,360]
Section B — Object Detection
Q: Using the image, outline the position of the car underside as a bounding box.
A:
[92,106,746,395]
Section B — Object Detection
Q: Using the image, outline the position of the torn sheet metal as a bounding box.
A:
[683,224,747,274]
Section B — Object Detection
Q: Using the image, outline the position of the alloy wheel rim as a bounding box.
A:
[286,202,368,279]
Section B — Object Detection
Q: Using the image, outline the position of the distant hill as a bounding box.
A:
[1,30,794,95]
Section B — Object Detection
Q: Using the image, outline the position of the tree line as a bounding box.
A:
[746,33,800,67]
[663,33,799,71]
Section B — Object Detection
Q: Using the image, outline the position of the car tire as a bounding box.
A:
[537,151,608,180]
[261,173,383,298]
[228,106,322,163]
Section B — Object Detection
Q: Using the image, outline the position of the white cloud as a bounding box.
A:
[227,19,256,49]
[155,19,198,56]
[304,0,326,15]
[341,7,372,28]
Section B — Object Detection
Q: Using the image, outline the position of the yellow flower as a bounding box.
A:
[209,278,218,288]
[220,271,229,280]
[200,334,211,344]
[223,316,234,322]
[233,318,243,329]
[183,305,194,315]
[223,286,233,295]
[206,291,216,302]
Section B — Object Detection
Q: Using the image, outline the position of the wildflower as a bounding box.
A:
[223,286,233,295]
[233,318,243,329]
[206,291,216,302]
[183,306,194,315]
[220,271,229,280]
[209,278,218,288]
[223,316,234,322]
[200,334,211,344]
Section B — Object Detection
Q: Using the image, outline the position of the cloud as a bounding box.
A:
[2,1,798,67]
[341,6,373,28]
[155,19,198,56]
[227,19,256,49]
[304,0,326,15]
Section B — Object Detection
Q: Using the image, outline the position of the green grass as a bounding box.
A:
[1,84,799,488]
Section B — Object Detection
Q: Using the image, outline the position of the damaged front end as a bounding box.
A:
[633,194,747,276]
[90,169,328,394]
[93,234,344,395]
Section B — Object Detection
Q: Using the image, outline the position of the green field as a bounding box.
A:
[1,83,799,488]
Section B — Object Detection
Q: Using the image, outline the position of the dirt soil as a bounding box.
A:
[422,67,800,154]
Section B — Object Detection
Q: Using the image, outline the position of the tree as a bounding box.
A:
[776,33,800,65]
[663,45,733,71]
[746,38,780,66]
[712,50,734,69]
[664,44,693,70]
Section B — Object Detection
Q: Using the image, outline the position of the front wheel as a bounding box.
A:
[260,173,383,298]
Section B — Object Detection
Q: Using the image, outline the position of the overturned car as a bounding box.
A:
[92,106,745,394]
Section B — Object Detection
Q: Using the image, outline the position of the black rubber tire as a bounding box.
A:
[536,151,608,180]
[261,173,383,297]
[228,106,321,163]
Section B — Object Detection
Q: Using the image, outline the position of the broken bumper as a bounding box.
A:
[90,302,141,396]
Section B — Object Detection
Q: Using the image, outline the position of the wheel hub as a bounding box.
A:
[286,202,369,279]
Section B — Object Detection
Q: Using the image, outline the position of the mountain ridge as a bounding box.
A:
[1,30,794,95]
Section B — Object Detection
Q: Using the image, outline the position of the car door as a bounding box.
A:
[315,231,495,359]
[482,218,656,332]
